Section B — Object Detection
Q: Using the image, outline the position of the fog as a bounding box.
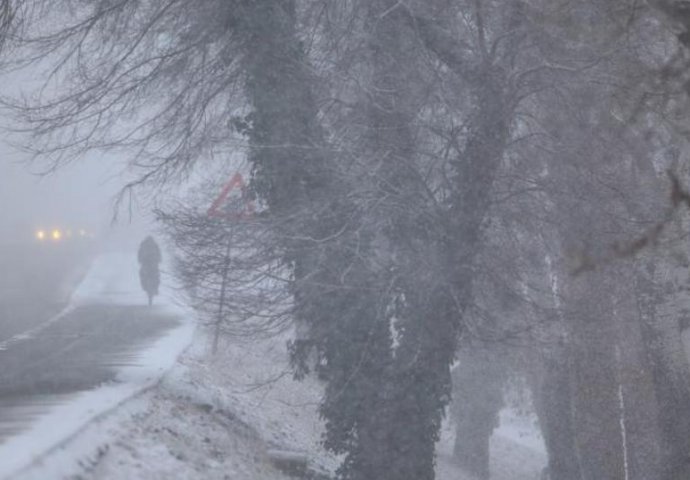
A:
[0,139,157,251]
[4,2,690,480]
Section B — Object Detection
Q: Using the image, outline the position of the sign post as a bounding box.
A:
[207,172,254,354]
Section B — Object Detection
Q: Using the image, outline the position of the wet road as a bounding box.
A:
[0,245,182,443]
[0,304,180,440]
[0,241,89,340]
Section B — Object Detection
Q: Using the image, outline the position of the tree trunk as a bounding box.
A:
[567,272,626,480]
[531,348,582,480]
[452,347,504,480]
[635,261,690,480]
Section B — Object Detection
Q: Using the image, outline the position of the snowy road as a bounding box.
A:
[0,242,89,342]
[0,304,180,440]
[0,250,194,479]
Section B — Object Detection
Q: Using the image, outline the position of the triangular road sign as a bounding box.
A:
[207,172,255,219]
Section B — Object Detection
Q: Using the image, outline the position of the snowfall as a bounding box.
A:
[0,252,547,480]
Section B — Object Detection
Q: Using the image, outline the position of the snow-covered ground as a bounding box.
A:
[11,320,546,480]
[2,252,545,480]
[0,252,195,480]
[13,327,331,480]
[437,409,546,480]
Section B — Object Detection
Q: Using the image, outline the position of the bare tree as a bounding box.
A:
[0,0,12,49]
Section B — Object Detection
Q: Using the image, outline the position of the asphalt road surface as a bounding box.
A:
[0,243,181,442]
[0,242,75,340]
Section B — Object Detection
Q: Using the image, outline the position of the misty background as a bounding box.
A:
[0,138,155,249]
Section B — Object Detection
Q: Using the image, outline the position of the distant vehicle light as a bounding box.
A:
[34,226,95,242]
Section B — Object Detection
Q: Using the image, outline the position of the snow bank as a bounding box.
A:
[58,323,544,480]
[71,252,147,306]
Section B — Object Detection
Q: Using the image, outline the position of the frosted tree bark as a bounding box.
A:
[566,272,626,480]
[531,348,582,480]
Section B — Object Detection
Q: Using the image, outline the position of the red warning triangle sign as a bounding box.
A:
[207,172,255,219]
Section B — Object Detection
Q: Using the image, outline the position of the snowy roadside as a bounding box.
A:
[15,317,546,480]
[0,253,195,480]
[25,327,335,480]
[5,252,544,480]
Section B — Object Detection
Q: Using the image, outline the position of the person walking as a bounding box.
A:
[138,235,161,306]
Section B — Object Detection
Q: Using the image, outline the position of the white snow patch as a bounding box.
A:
[493,409,546,454]
[436,406,546,480]
[71,252,148,306]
